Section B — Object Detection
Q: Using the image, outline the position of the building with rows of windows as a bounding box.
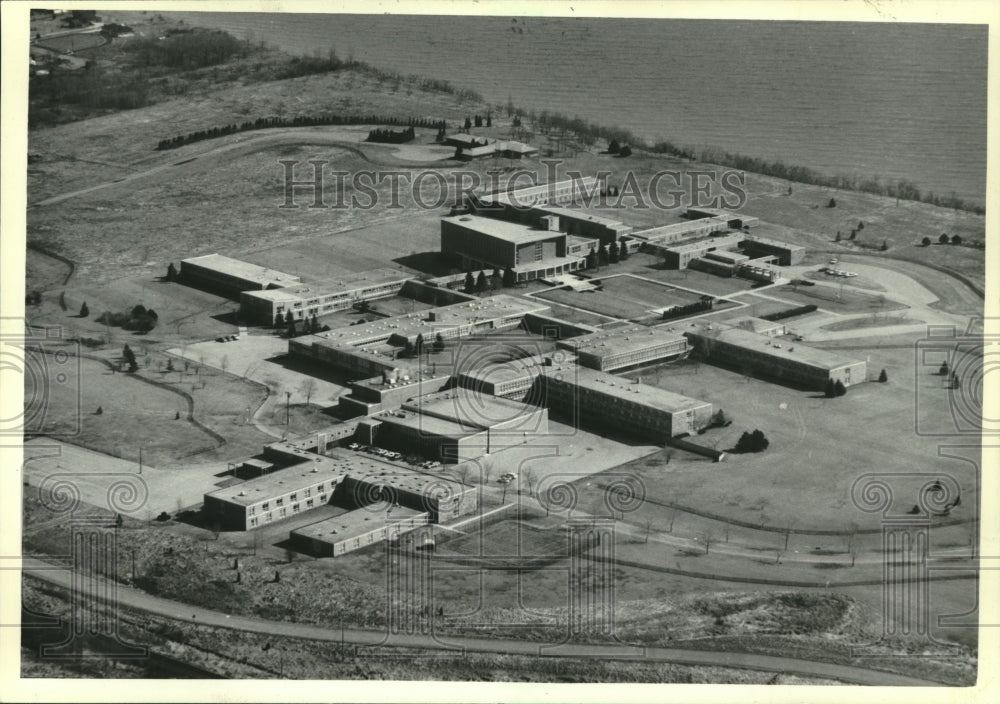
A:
[536,365,713,440]
[683,325,867,390]
[238,268,411,324]
[556,326,690,372]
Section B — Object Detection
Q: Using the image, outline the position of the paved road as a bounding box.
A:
[21,557,944,686]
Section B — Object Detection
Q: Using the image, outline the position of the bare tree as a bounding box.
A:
[300,378,318,406]
[220,355,230,376]
[523,467,535,497]
[701,530,715,555]
[643,519,653,544]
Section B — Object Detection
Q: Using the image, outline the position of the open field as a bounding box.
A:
[743,282,909,315]
[616,343,979,532]
[26,352,218,467]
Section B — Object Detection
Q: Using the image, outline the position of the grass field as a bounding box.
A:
[755,282,909,314]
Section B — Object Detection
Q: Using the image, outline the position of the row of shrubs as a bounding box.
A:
[661,298,713,321]
[760,304,818,322]
[156,114,446,150]
[365,126,415,144]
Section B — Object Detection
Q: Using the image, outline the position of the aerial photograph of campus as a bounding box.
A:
[6,2,996,694]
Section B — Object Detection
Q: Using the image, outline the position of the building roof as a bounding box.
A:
[661,233,745,254]
[299,295,548,349]
[181,254,301,287]
[543,364,710,414]
[685,325,862,371]
[742,234,806,252]
[291,506,428,542]
[722,316,786,335]
[240,268,410,303]
[403,389,543,429]
[633,216,732,242]
[495,140,538,154]
[562,325,687,359]
[443,213,566,246]
[533,205,627,229]
[378,409,483,438]
[205,452,353,506]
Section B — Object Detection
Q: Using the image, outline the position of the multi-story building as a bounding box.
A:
[683,325,867,389]
[535,365,713,439]
[179,254,300,298]
[441,213,600,281]
[238,268,411,324]
[557,326,689,372]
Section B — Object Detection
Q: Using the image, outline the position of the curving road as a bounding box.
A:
[21,557,944,686]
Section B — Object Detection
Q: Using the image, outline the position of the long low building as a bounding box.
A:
[238,268,411,325]
[180,254,301,298]
[537,365,713,440]
[370,389,550,462]
[289,295,550,378]
[655,233,746,269]
[556,326,689,372]
[683,325,867,389]
[204,445,477,531]
[741,234,806,266]
[290,507,429,558]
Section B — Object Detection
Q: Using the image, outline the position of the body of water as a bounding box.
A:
[122,12,988,203]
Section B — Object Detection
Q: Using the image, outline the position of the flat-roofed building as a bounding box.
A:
[557,326,689,372]
[290,506,430,558]
[238,268,411,324]
[475,176,605,210]
[337,372,453,417]
[657,233,745,269]
[684,325,866,389]
[530,205,633,245]
[289,295,549,378]
[633,216,733,247]
[536,365,712,440]
[741,235,806,266]
[441,213,592,281]
[684,207,760,230]
[340,464,477,521]
[374,390,549,462]
[179,254,300,298]
[723,316,787,337]
[203,451,355,530]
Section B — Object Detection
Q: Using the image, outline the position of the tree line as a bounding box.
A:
[156,115,446,151]
[365,126,416,144]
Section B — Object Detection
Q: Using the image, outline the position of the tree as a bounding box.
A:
[464,271,476,294]
[486,113,492,128]
[598,243,610,266]
[607,138,620,155]
[951,234,962,245]
[502,267,517,287]
[939,360,949,376]
[824,379,836,398]
[835,233,841,242]
[880,239,888,251]
[619,238,630,261]
[464,116,472,130]
[79,301,89,318]
[96,406,103,415]
[122,344,137,372]
[827,197,837,208]
[922,236,932,247]
[857,221,864,230]
[609,240,620,264]
[586,247,597,270]
[286,319,297,338]
[285,310,295,325]
[433,333,445,353]
[414,334,425,357]
[167,262,178,281]
[735,429,769,453]
[491,268,503,290]
[300,378,317,405]
[274,313,285,328]
[220,355,230,376]
[939,233,950,244]
[849,229,857,240]
[834,380,847,397]
[476,271,488,293]
[878,368,888,383]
